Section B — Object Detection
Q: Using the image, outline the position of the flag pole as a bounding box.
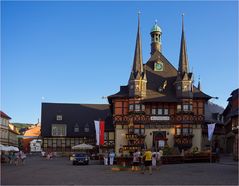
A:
[210,139,212,163]
[99,118,101,155]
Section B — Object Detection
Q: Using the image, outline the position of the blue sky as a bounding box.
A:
[1,1,238,123]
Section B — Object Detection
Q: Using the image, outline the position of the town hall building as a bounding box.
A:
[41,15,219,155]
[108,15,212,156]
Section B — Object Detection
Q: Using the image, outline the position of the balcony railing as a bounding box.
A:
[174,134,193,150]
[113,113,204,125]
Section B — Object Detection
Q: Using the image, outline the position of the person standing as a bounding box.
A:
[132,149,140,171]
[157,149,163,170]
[104,151,108,165]
[15,151,20,165]
[142,148,152,175]
[152,151,157,169]
[20,151,26,164]
[109,150,115,165]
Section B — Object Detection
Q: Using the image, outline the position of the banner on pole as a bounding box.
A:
[94,120,100,145]
[99,120,105,145]
[208,123,216,141]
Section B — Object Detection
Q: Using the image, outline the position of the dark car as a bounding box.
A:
[71,153,90,165]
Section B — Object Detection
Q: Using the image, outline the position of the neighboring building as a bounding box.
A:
[22,123,41,152]
[8,123,20,147]
[108,15,213,156]
[30,139,42,152]
[202,102,225,152]
[223,88,238,160]
[41,103,114,152]
[0,111,11,146]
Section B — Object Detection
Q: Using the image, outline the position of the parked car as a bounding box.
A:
[70,152,90,165]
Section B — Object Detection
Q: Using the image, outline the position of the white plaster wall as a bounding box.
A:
[115,128,128,156]
[192,128,202,151]
[165,128,175,147]
[144,129,155,148]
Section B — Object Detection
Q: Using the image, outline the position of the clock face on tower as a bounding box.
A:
[154,61,164,71]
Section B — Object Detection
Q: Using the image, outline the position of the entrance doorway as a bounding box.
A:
[153,131,167,151]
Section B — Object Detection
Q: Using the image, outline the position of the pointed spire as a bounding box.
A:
[131,11,143,80]
[178,13,189,76]
[198,76,201,91]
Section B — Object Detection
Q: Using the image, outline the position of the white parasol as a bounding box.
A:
[0,144,8,151]
[0,145,19,152]
[9,146,19,152]
[72,143,94,150]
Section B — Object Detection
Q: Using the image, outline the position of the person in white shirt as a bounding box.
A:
[109,151,115,165]
[132,149,140,171]
[152,151,157,168]
[104,151,108,165]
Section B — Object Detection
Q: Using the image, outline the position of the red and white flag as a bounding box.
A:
[94,120,105,145]
[99,120,105,145]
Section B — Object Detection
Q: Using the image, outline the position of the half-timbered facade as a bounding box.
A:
[223,88,238,160]
[108,15,212,156]
[41,103,114,152]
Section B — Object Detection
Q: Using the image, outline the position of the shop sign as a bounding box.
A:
[150,116,170,121]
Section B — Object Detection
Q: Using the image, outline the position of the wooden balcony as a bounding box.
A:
[113,113,204,125]
[174,134,193,150]
[126,133,145,140]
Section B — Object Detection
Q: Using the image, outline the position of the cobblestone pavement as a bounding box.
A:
[1,154,238,185]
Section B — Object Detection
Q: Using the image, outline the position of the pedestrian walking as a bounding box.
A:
[20,151,26,164]
[109,150,115,165]
[132,149,140,171]
[142,148,152,175]
[15,151,20,165]
[157,149,163,170]
[104,151,108,165]
[152,151,157,169]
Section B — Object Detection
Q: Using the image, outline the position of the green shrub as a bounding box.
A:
[162,146,173,155]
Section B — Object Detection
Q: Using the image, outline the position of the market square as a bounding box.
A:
[1,155,238,185]
[1,1,238,185]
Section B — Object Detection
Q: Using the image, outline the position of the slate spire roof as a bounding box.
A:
[178,14,189,77]
[129,13,144,81]
[108,15,211,101]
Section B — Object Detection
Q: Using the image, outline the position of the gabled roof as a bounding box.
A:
[231,88,239,96]
[41,103,113,137]
[0,111,11,120]
[24,126,41,137]
[108,50,211,101]
[205,101,224,124]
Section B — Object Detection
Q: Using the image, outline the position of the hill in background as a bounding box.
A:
[12,123,35,135]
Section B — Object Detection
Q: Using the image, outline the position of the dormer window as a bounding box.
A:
[56,115,62,121]
[84,124,89,133]
[74,123,79,133]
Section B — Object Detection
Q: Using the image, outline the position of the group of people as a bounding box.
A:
[8,150,26,165]
[41,151,54,160]
[132,148,163,175]
[103,151,115,165]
